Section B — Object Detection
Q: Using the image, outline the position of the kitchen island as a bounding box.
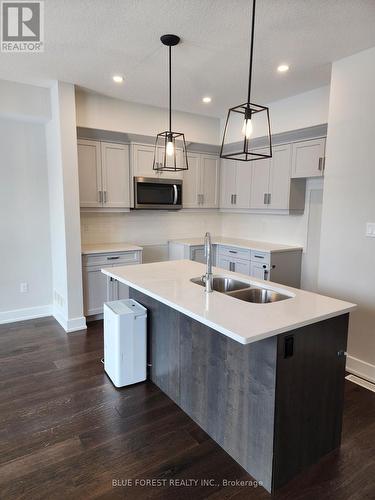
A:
[102,260,356,493]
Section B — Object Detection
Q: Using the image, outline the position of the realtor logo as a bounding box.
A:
[1,1,44,52]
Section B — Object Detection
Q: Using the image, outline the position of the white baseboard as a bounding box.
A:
[0,304,53,324]
[53,308,87,333]
[346,355,375,384]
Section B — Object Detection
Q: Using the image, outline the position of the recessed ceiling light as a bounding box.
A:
[202,96,212,103]
[277,64,289,73]
[113,75,124,83]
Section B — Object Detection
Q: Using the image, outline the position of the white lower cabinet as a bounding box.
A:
[250,262,267,280]
[217,255,250,274]
[82,250,142,317]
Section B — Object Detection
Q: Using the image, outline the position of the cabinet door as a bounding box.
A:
[201,155,219,208]
[157,146,183,179]
[101,142,130,208]
[190,246,205,264]
[231,258,250,275]
[235,162,252,208]
[77,140,102,207]
[183,153,201,208]
[220,159,237,208]
[268,144,292,210]
[291,138,326,178]
[217,256,231,271]
[250,262,266,280]
[250,153,271,209]
[133,144,159,178]
[83,266,110,315]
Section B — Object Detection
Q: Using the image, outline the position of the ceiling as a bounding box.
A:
[1,0,375,118]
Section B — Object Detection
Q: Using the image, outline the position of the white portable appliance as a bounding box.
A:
[103,299,147,387]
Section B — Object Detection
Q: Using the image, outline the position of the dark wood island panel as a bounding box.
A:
[130,288,349,493]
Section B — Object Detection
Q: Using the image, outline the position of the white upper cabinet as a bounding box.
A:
[183,153,219,208]
[78,139,130,209]
[250,144,305,211]
[201,155,219,208]
[235,162,252,208]
[183,153,201,208]
[268,144,292,209]
[291,138,326,178]
[77,140,102,207]
[220,160,252,209]
[250,152,271,209]
[220,160,237,208]
[101,142,130,208]
[132,144,158,178]
[132,144,183,180]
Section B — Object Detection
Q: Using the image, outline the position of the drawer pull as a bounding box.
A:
[107,256,120,260]
[229,250,237,254]
[254,255,264,259]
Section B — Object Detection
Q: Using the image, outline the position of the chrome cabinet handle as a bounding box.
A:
[98,190,103,203]
[229,250,237,254]
[103,190,107,203]
[268,193,271,205]
[318,157,326,172]
[264,193,267,205]
[230,194,233,204]
[233,194,237,205]
[107,256,120,260]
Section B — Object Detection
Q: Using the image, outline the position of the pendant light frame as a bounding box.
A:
[220,0,272,162]
[153,34,189,172]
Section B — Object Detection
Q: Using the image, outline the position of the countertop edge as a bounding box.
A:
[101,267,356,345]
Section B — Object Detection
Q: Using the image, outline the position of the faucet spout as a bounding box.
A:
[204,232,213,293]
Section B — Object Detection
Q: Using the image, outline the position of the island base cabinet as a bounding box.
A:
[130,288,349,493]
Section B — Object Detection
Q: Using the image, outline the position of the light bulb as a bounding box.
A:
[242,118,253,139]
[166,140,174,157]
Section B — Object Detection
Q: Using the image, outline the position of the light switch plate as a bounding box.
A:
[366,222,375,237]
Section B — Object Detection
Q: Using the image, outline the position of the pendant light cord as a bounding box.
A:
[169,45,172,133]
[247,0,256,105]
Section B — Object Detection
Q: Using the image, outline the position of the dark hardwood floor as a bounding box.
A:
[0,317,374,500]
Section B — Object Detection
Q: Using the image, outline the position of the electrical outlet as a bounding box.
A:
[366,223,375,238]
[20,282,28,293]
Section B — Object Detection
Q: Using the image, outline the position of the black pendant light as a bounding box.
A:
[153,34,188,172]
[220,0,272,161]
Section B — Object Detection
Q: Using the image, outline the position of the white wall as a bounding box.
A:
[0,118,53,322]
[46,82,85,332]
[318,47,375,382]
[76,89,220,144]
[0,79,50,123]
[81,211,222,263]
[220,86,330,143]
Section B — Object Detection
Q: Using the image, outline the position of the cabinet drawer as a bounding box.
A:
[83,251,141,267]
[217,245,251,261]
[250,250,270,265]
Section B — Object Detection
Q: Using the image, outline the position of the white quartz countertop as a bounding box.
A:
[169,237,303,253]
[82,243,143,255]
[102,260,356,345]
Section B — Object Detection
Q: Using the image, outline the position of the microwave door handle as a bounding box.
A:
[173,184,178,205]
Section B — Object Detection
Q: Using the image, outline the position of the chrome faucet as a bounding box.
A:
[204,232,213,293]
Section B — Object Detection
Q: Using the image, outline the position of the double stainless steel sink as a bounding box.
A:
[190,276,291,303]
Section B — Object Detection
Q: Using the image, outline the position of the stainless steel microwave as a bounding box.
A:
[134,177,182,210]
